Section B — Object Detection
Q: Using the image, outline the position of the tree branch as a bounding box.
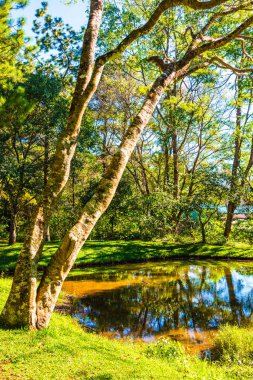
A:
[148,56,168,70]
[96,0,229,66]
[212,56,253,75]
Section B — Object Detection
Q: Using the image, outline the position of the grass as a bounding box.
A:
[0,239,253,273]
[0,279,253,380]
[211,325,253,364]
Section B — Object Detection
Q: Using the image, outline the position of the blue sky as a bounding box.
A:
[16,0,89,37]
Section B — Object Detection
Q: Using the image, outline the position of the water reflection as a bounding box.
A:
[63,261,253,352]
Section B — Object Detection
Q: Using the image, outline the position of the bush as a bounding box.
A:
[211,325,253,364]
[232,219,253,244]
[144,338,185,361]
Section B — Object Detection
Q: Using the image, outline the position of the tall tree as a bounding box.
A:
[0,0,28,97]
[224,76,253,239]
[0,73,68,244]
[2,0,253,329]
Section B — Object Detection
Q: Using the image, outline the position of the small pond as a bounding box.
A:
[63,260,253,353]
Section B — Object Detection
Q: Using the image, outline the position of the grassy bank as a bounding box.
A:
[0,279,253,380]
[0,240,253,273]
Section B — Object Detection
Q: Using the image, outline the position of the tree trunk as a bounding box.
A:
[224,77,242,240]
[170,84,179,200]
[2,0,243,328]
[172,129,179,199]
[8,213,17,245]
[224,202,236,240]
[137,146,150,196]
[2,206,45,327]
[44,128,51,243]
[2,0,180,327]
[44,125,49,189]
[0,0,104,328]
[163,139,170,190]
[45,226,51,242]
[36,69,177,329]
[200,221,206,244]
[174,209,183,235]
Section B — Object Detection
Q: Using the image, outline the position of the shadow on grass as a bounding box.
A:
[0,240,252,274]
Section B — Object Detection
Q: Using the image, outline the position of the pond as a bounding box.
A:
[63,260,253,354]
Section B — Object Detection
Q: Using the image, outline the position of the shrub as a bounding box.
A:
[144,338,185,361]
[211,325,253,365]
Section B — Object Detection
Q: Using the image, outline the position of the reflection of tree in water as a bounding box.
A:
[72,264,253,340]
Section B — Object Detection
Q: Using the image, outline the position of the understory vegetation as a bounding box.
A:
[0,279,253,380]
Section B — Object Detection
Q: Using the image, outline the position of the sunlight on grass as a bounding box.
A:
[0,279,252,379]
[0,240,253,274]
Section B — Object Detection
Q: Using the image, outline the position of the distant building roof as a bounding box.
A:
[218,206,253,214]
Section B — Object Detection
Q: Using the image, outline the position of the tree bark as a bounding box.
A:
[200,221,207,244]
[224,77,242,239]
[36,68,177,328]
[224,202,236,239]
[172,129,179,199]
[163,137,170,190]
[0,0,104,328]
[170,84,179,200]
[44,126,50,242]
[45,226,51,242]
[1,0,188,329]
[44,125,49,189]
[8,212,17,245]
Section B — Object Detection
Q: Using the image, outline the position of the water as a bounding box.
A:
[63,260,253,353]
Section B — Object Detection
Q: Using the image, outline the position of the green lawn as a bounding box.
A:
[0,240,253,273]
[0,279,253,380]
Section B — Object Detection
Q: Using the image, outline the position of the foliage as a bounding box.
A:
[144,338,185,361]
[32,1,83,84]
[211,325,253,365]
[0,0,30,97]
[0,72,69,242]
[1,0,253,331]
[1,1,253,245]
[232,219,253,243]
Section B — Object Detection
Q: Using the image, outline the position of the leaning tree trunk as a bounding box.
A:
[1,0,191,329]
[2,0,245,328]
[36,68,178,328]
[0,0,104,328]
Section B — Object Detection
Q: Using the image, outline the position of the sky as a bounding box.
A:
[15,0,89,37]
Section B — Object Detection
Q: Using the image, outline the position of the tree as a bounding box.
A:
[0,85,36,245]
[224,75,253,239]
[0,73,68,244]
[0,0,28,98]
[1,0,253,329]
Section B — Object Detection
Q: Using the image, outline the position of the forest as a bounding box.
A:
[0,0,253,379]
[1,0,253,249]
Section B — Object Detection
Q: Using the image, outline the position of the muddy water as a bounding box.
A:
[63,261,253,353]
